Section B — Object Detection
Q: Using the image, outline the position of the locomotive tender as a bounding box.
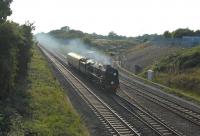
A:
[67,52,119,92]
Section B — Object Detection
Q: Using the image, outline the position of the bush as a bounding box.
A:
[167,74,200,94]
[180,52,200,69]
[0,21,34,99]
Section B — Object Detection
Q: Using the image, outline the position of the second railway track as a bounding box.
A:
[39,45,200,135]
[120,79,200,127]
[111,94,183,136]
[50,49,185,136]
[40,46,141,136]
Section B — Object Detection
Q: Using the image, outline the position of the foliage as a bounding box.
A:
[82,37,92,45]
[60,26,70,32]
[163,31,171,38]
[22,46,89,136]
[172,28,194,38]
[154,46,200,72]
[136,34,161,42]
[152,45,200,101]
[41,26,141,55]
[163,28,200,38]
[0,22,21,98]
[0,21,34,99]
[17,22,35,77]
[0,1,88,135]
[49,29,85,39]
[108,31,118,39]
[0,0,13,22]
[49,27,129,41]
[0,46,90,135]
[0,1,35,134]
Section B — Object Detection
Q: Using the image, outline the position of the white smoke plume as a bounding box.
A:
[35,33,112,65]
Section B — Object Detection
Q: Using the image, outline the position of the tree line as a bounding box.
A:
[0,0,34,99]
[164,28,200,38]
[49,26,128,41]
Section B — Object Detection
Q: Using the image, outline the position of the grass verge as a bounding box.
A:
[117,61,200,105]
[154,72,200,105]
[23,45,89,136]
[0,45,90,136]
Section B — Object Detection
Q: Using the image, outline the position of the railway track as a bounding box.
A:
[111,94,183,136]
[120,79,200,127]
[51,50,186,136]
[39,46,141,136]
[116,61,200,127]
[39,45,200,135]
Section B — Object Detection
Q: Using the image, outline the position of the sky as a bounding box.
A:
[9,0,200,36]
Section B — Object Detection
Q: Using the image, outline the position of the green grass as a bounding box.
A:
[153,71,200,104]
[121,62,200,104]
[21,46,89,136]
[0,45,89,135]
[119,45,200,104]
[165,88,200,104]
[148,45,200,104]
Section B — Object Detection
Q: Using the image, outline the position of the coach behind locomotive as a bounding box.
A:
[67,52,119,92]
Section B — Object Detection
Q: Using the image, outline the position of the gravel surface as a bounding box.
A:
[119,72,200,113]
[44,48,200,136]
[43,52,110,136]
[119,83,200,136]
[63,64,162,136]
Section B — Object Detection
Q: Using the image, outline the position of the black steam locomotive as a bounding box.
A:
[67,52,119,92]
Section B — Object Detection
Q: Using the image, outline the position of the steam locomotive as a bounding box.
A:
[67,52,119,92]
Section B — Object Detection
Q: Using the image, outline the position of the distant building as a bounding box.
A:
[182,36,200,44]
[150,36,200,47]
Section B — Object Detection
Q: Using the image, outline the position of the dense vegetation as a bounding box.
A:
[0,0,12,22]
[44,26,140,54]
[47,26,200,51]
[0,1,89,135]
[0,46,89,135]
[0,0,34,134]
[152,45,200,102]
[0,0,34,99]
[122,44,180,74]
[23,46,89,136]
[154,47,200,72]
[49,26,129,41]
[164,28,200,38]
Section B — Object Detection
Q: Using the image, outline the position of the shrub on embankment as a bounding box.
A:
[0,1,89,135]
[0,1,35,133]
[0,45,89,135]
[0,21,34,99]
[22,46,89,136]
[152,45,200,101]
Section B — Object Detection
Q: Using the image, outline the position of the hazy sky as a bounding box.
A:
[9,0,200,36]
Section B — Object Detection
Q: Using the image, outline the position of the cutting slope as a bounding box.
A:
[120,44,180,73]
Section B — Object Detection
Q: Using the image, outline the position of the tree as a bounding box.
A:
[82,37,91,45]
[172,28,194,38]
[195,30,200,36]
[61,26,70,32]
[163,31,171,38]
[0,21,34,99]
[0,22,21,98]
[108,31,118,39]
[0,0,13,22]
[17,22,35,77]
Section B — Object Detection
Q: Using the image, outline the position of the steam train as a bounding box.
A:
[67,52,119,92]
